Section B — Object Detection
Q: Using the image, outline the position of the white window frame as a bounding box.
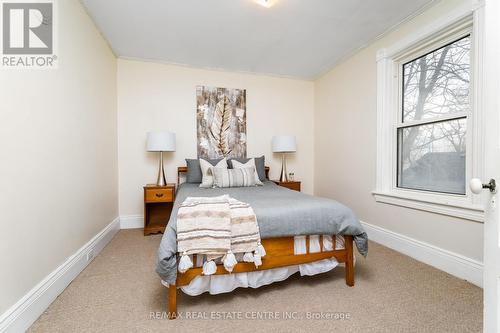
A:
[373,2,486,222]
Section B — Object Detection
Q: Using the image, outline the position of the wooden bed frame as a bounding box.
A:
[167,166,355,319]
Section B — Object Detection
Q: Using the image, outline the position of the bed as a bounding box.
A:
[156,166,368,319]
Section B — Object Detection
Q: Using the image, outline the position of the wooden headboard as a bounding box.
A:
[178,166,270,186]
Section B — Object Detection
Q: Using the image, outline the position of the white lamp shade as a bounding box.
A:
[272,135,296,153]
[147,131,176,152]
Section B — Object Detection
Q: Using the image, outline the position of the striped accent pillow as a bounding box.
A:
[212,167,257,188]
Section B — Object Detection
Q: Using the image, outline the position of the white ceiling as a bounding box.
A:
[81,0,434,80]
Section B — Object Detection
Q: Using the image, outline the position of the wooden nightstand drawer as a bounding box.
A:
[272,180,301,192]
[144,184,176,236]
[145,187,174,203]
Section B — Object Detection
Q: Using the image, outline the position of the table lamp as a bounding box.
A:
[272,135,296,182]
[147,131,176,186]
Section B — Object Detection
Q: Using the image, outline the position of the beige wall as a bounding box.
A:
[117,59,314,216]
[0,0,118,314]
[314,0,483,261]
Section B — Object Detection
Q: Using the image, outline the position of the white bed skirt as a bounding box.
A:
[162,235,351,296]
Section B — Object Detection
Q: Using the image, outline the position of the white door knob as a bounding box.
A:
[470,178,497,194]
[470,178,483,194]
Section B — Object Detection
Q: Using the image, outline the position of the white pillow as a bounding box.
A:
[199,158,227,188]
[231,158,263,185]
[212,167,257,188]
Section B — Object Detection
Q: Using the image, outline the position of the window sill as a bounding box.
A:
[372,190,484,222]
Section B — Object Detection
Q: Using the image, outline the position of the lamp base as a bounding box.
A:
[279,153,288,182]
[156,151,167,186]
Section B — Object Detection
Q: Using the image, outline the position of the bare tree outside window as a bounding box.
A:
[398,35,470,194]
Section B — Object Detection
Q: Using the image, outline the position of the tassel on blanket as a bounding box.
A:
[203,260,217,275]
[178,253,193,273]
[253,250,262,267]
[243,252,254,262]
[223,251,238,272]
[257,242,266,257]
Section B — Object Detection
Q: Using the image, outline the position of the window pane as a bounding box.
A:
[398,118,466,194]
[402,36,470,122]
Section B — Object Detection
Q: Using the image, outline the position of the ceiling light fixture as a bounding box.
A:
[256,0,276,8]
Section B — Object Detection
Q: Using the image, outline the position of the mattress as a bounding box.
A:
[157,181,367,285]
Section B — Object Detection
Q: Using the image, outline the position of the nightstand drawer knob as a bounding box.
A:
[155,193,164,198]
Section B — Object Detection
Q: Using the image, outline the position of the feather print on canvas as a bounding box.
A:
[209,96,232,156]
[196,86,246,159]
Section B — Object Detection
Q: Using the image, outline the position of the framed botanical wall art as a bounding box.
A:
[196,86,247,159]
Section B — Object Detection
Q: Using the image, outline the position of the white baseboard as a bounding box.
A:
[0,217,120,333]
[361,221,483,287]
[119,214,143,229]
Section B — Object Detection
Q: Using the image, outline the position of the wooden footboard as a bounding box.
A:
[167,234,355,319]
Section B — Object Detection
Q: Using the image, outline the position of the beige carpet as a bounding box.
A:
[29,230,482,332]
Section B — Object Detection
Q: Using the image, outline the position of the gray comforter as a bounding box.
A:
[156,181,368,284]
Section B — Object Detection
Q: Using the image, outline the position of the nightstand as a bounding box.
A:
[272,180,301,192]
[144,184,175,236]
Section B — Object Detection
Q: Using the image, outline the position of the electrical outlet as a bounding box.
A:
[86,249,95,262]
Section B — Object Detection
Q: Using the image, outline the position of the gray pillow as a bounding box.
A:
[228,156,266,181]
[185,158,224,183]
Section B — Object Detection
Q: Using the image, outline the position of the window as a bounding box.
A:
[373,15,485,222]
[397,36,470,195]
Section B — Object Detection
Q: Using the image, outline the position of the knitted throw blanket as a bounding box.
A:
[177,195,265,275]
